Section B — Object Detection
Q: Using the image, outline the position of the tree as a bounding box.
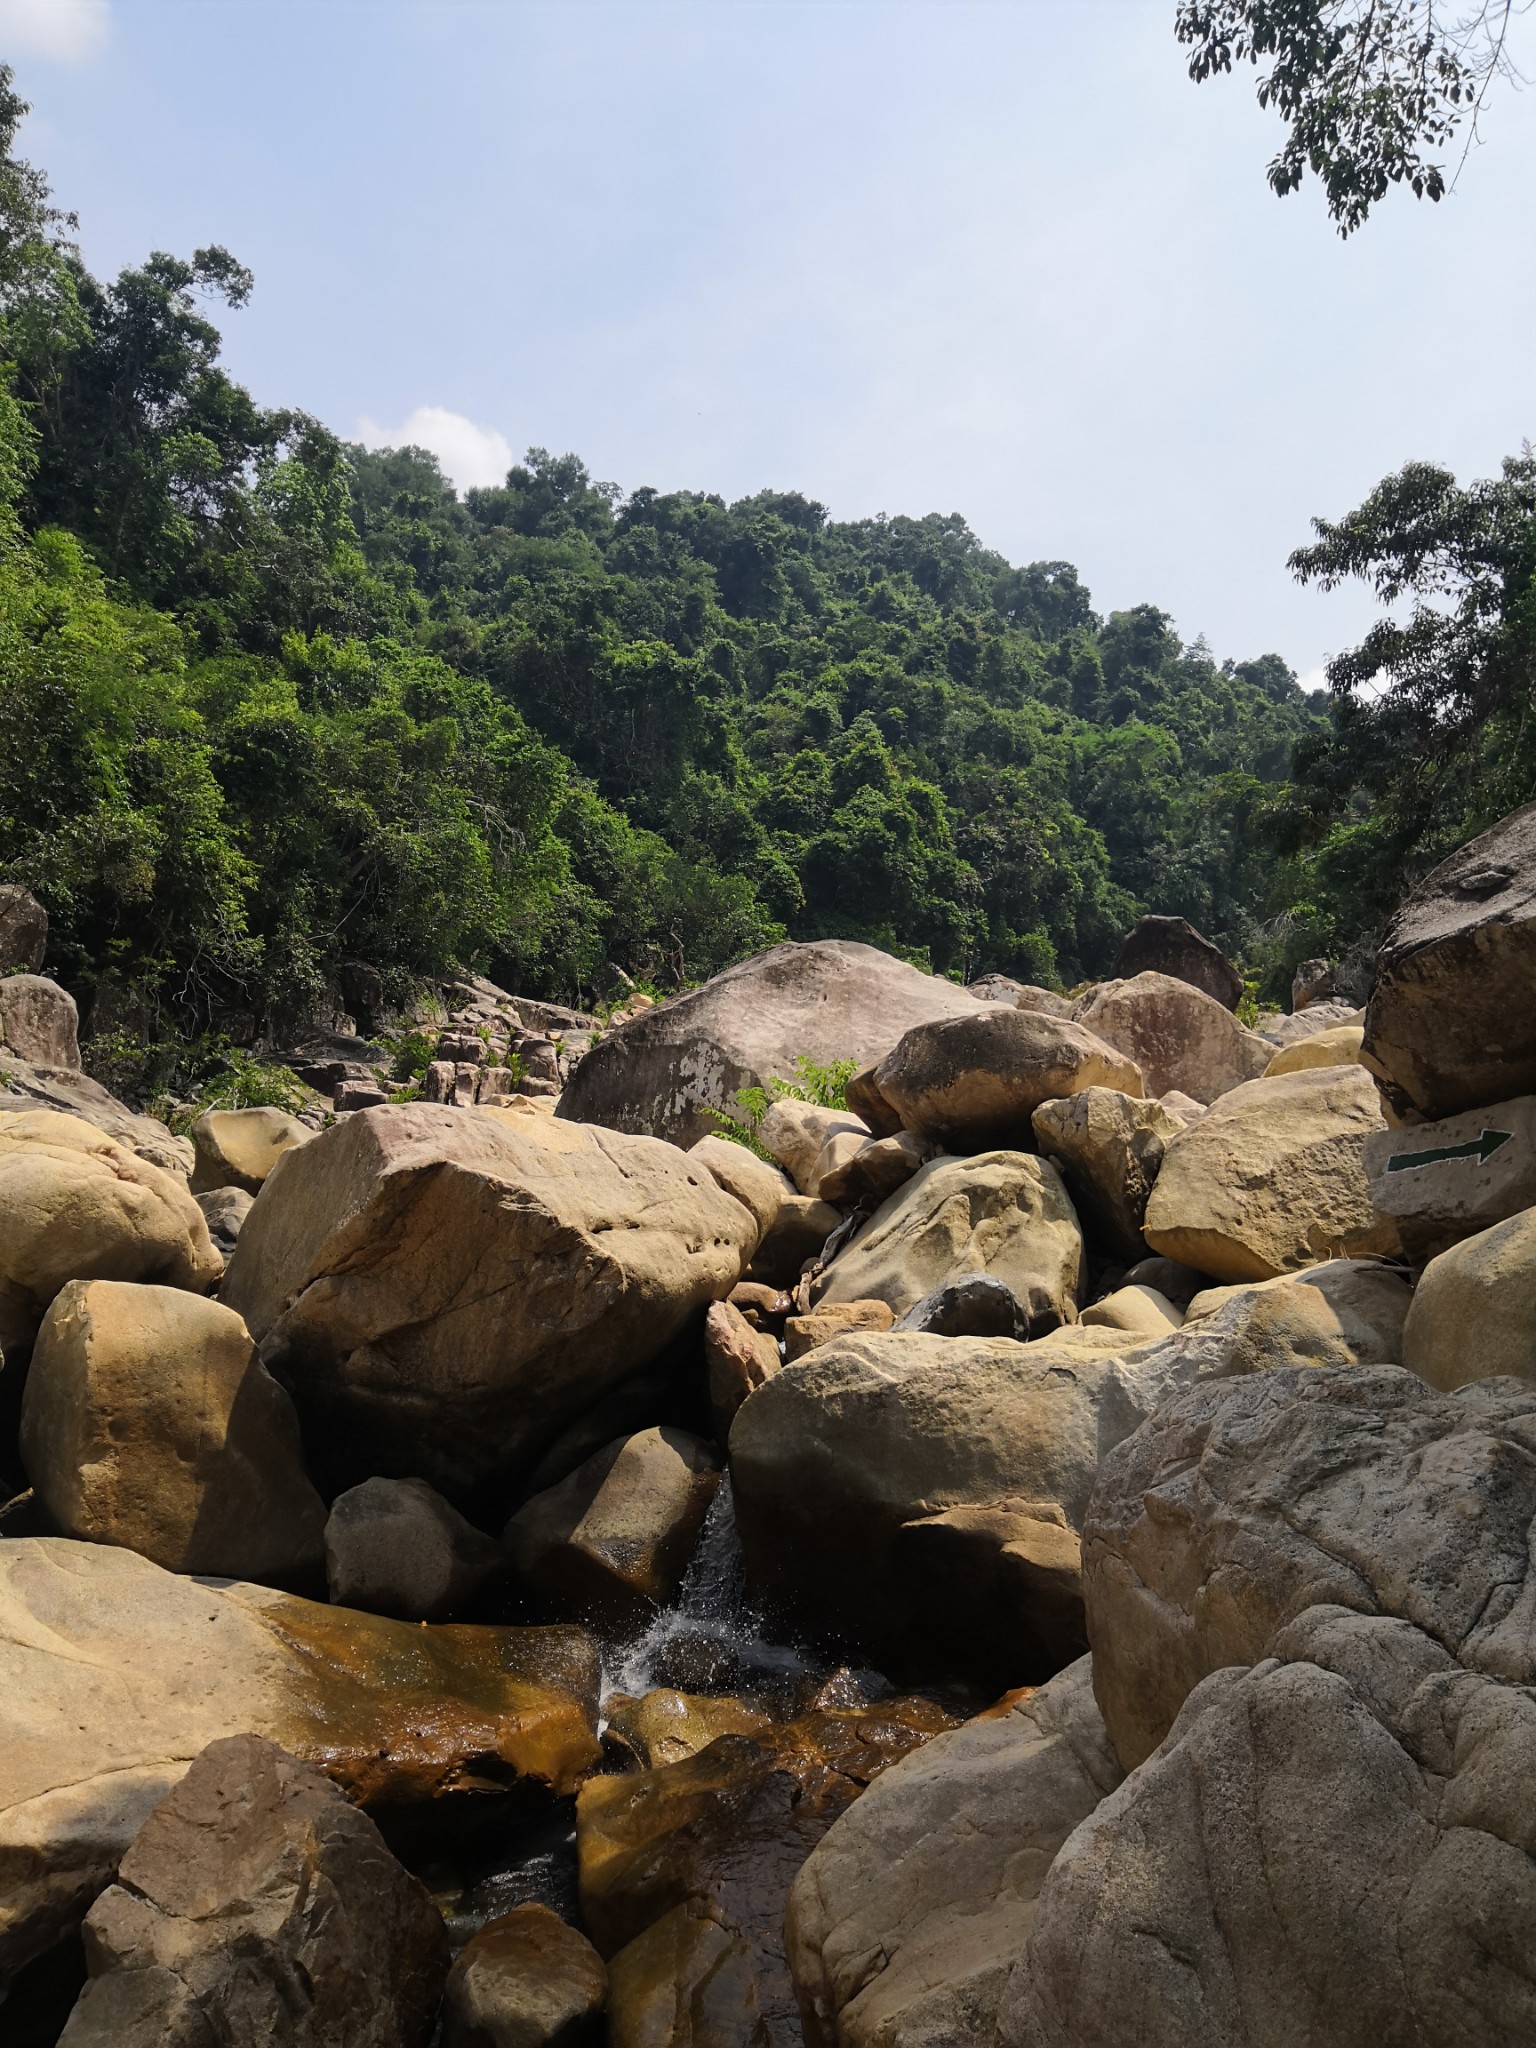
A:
[1176,1,1531,232]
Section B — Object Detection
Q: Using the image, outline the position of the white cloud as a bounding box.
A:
[0,0,110,63]
[1297,666,1331,694]
[354,405,512,495]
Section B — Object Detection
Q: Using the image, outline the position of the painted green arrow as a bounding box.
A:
[1386,1129,1514,1173]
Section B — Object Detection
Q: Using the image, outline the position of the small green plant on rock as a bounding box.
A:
[706,1053,860,1159]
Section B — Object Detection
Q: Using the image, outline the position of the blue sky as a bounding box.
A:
[5,0,1535,681]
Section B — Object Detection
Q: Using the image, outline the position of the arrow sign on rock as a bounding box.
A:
[1385,1129,1514,1174]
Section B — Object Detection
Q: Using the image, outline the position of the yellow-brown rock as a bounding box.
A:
[603,1689,773,1771]
[189,1104,313,1195]
[1402,1206,1536,1390]
[784,1299,895,1360]
[442,1902,606,2048]
[1263,1023,1365,1077]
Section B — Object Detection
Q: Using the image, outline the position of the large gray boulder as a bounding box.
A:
[558,940,989,1146]
[787,1656,1123,2048]
[0,973,79,1068]
[1363,800,1536,1120]
[1001,1609,1536,2048]
[1073,973,1272,1104]
[59,1734,449,2048]
[221,1104,754,1499]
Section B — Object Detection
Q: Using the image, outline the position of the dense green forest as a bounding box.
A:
[0,68,1528,1088]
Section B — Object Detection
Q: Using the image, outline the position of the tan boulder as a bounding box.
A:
[323,1476,505,1621]
[442,1902,607,2048]
[787,1658,1124,2048]
[1031,1087,1186,1262]
[816,1130,931,1208]
[813,1151,1085,1323]
[20,1280,325,1581]
[603,1689,772,1771]
[745,1191,843,1288]
[503,1427,721,1631]
[1080,1363,1536,1772]
[1363,1094,1536,1261]
[188,1104,312,1195]
[1362,800,1536,1120]
[758,1097,869,1195]
[1181,1259,1412,1376]
[221,1104,754,1498]
[784,1299,895,1359]
[606,1902,765,2048]
[1079,1284,1183,1337]
[0,1537,601,1976]
[874,1009,1142,1152]
[1263,1022,1364,1077]
[703,1300,782,1439]
[1142,1064,1399,1283]
[687,1133,793,1243]
[61,1734,449,2048]
[0,1111,220,1359]
[807,1127,870,1200]
[1002,1610,1536,2048]
[1073,972,1272,1104]
[0,1055,192,1176]
[967,975,1074,1017]
[0,973,79,1068]
[1402,1207,1536,1390]
[1253,999,1362,1050]
[843,1061,904,1138]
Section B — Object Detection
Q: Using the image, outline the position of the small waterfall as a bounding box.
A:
[603,1474,818,1705]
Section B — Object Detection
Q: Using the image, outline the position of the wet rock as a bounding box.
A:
[1362,800,1536,1120]
[325,1476,505,1621]
[814,1130,931,1208]
[222,1105,754,1500]
[730,1326,1201,1689]
[1402,1207,1536,1390]
[59,1734,448,2048]
[1363,1093,1536,1261]
[604,1690,773,1771]
[1002,1610,1536,2048]
[704,1301,782,1439]
[1073,973,1271,1105]
[504,1428,721,1632]
[1031,1087,1186,1262]
[1078,1283,1182,1337]
[688,1136,796,1242]
[1143,1065,1400,1282]
[893,1272,1031,1340]
[1080,1363,1536,1771]
[20,1280,325,1581]
[0,1056,192,1176]
[0,1537,601,1974]
[783,1300,894,1361]
[745,1194,842,1290]
[787,1658,1123,2048]
[194,1183,251,1254]
[758,1100,869,1196]
[874,1009,1142,1153]
[813,1151,1083,1324]
[558,940,989,1147]
[0,974,79,1068]
[189,1104,313,1195]
[0,1110,220,1360]
[1263,1022,1365,1076]
[0,883,47,973]
[442,1902,606,2048]
[578,1698,958,2044]
[1110,914,1243,1010]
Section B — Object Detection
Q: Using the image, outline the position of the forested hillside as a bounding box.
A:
[7,63,1523,1090]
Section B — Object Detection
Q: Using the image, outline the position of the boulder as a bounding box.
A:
[1180,1259,1412,1376]
[579,1698,956,2041]
[1252,1000,1361,1050]
[221,1105,754,1500]
[1110,914,1244,1010]
[324,1476,505,1620]
[1362,800,1536,1120]
[815,1130,931,1208]
[558,940,990,1147]
[745,1193,842,1289]
[703,1300,782,1439]
[442,1903,606,2048]
[1142,1064,1399,1282]
[1401,1207,1536,1391]
[194,1184,251,1254]
[20,1280,325,1581]
[1263,1022,1365,1077]
[1031,1087,1186,1262]
[787,1658,1124,2048]
[688,1134,795,1242]
[730,1326,1206,1690]
[503,1427,721,1631]
[189,1105,312,1195]
[0,1055,192,1176]
[0,1111,220,1360]
[1291,955,1336,1008]
[874,1009,1142,1153]
[812,1152,1084,1325]
[1002,1610,1536,2048]
[1121,1254,1208,1305]
[0,1537,601,1975]
[0,884,47,973]
[893,1271,1032,1340]
[1363,1093,1536,1260]
[843,1062,904,1139]
[59,1734,448,2048]
[1073,973,1271,1105]
[758,1099,869,1195]
[603,1690,772,1772]
[966,976,1074,1017]
[1080,1363,1536,1771]
[0,974,79,1068]
[1079,1284,1182,1337]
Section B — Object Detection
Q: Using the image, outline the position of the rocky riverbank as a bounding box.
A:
[3,809,1536,2045]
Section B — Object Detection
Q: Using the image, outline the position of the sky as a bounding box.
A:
[5,0,1535,684]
